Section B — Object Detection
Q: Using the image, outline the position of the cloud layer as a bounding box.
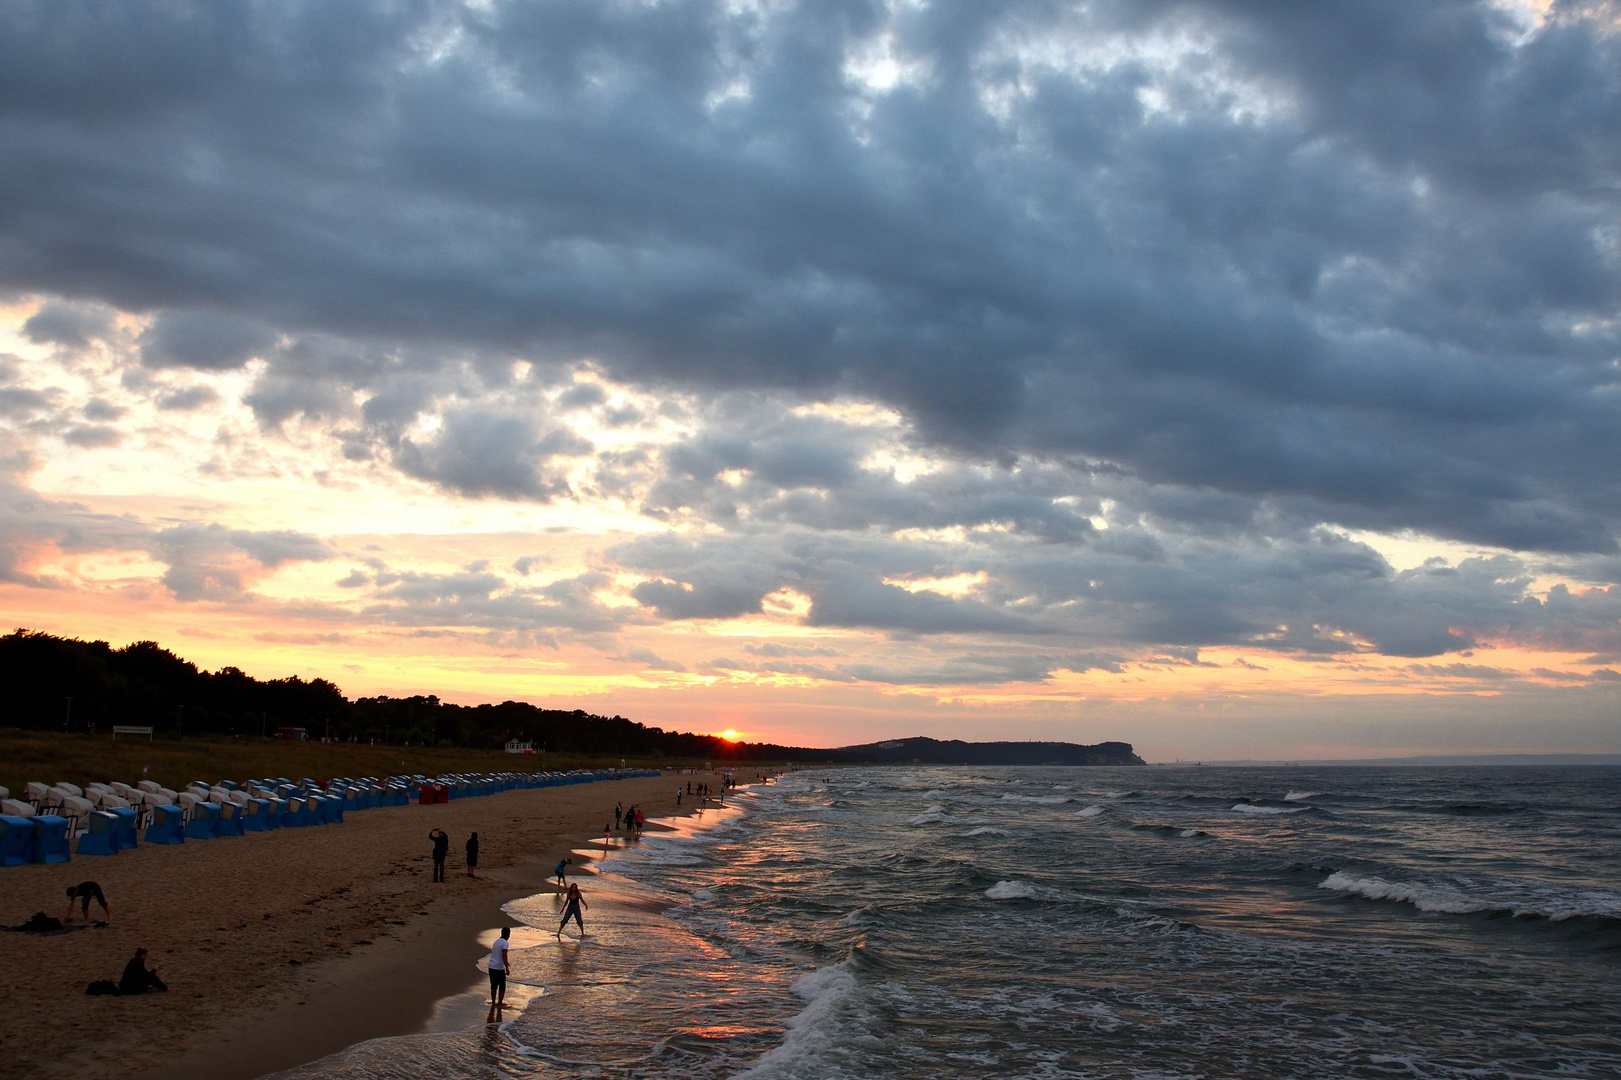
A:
[1,0,1619,755]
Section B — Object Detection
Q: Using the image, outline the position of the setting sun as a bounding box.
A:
[719,729,740,742]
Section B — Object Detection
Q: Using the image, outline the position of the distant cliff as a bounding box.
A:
[821,736,1145,766]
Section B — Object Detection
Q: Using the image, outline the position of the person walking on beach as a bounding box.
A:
[557,882,589,939]
[554,857,571,886]
[486,926,510,1023]
[64,881,110,924]
[676,787,682,806]
[615,802,623,830]
[429,828,449,882]
[634,807,644,831]
[466,832,480,878]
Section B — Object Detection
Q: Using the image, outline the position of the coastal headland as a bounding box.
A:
[0,771,744,1080]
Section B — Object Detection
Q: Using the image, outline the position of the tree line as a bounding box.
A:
[0,629,788,760]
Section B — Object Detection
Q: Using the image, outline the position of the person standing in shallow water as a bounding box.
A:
[486,926,510,1023]
[557,882,588,939]
[466,832,479,878]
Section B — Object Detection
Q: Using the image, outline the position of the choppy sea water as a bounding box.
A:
[270,766,1621,1079]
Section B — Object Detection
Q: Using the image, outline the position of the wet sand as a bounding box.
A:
[0,773,724,1080]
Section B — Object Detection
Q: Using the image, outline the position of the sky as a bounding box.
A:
[1,0,1619,760]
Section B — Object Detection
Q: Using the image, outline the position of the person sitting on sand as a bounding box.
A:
[64,881,110,924]
[486,926,510,1023]
[466,832,479,878]
[554,857,570,885]
[556,882,588,939]
[429,829,449,882]
[119,948,167,995]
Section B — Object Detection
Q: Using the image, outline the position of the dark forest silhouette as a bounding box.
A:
[1,629,1141,765]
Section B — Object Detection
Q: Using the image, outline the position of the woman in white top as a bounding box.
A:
[486,926,510,1023]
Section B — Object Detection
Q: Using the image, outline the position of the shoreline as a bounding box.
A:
[0,771,754,1080]
[131,780,760,1080]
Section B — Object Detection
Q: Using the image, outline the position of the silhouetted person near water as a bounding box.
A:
[554,857,570,885]
[466,832,479,878]
[430,829,449,882]
[557,882,588,939]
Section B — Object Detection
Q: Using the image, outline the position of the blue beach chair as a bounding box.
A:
[241,797,272,831]
[0,814,34,866]
[30,815,71,863]
[215,801,245,836]
[75,810,120,856]
[185,802,220,839]
[145,803,185,844]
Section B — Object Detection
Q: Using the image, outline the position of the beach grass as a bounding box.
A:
[0,727,693,797]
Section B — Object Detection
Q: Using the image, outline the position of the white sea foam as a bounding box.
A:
[1284,790,1324,802]
[985,880,1038,900]
[1230,803,1308,815]
[1318,871,1621,920]
[692,888,717,901]
[965,826,1005,836]
[1000,793,1074,804]
[841,906,871,926]
[1075,804,1107,818]
[1178,828,1203,837]
[925,789,951,799]
[732,960,867,1079]
[909,803,949,825]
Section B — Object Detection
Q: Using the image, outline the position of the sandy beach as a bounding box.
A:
[0,772,722,1080]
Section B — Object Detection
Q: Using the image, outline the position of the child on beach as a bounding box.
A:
[554,857,570,885]
[556,882,588,939]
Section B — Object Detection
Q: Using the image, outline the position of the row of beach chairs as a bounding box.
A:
[0,768,661,866]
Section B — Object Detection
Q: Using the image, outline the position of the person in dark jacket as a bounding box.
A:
[429,828,449,882]
[119,948,167,994]
[466,832,479,878]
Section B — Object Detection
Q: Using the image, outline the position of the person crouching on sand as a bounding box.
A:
[557,882,588,939]
[65,880,110,924]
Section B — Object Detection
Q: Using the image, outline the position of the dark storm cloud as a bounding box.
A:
[2,1,1619,553]
[21,300,114,348]
[139,310,277,370]
[3,0,1621,680]
[394,408,592,500]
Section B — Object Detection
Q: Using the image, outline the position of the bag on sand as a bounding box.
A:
[86,980,120,996]
[21,911,62,933]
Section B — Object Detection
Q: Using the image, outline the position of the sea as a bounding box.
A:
[270,765,1621,1079]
